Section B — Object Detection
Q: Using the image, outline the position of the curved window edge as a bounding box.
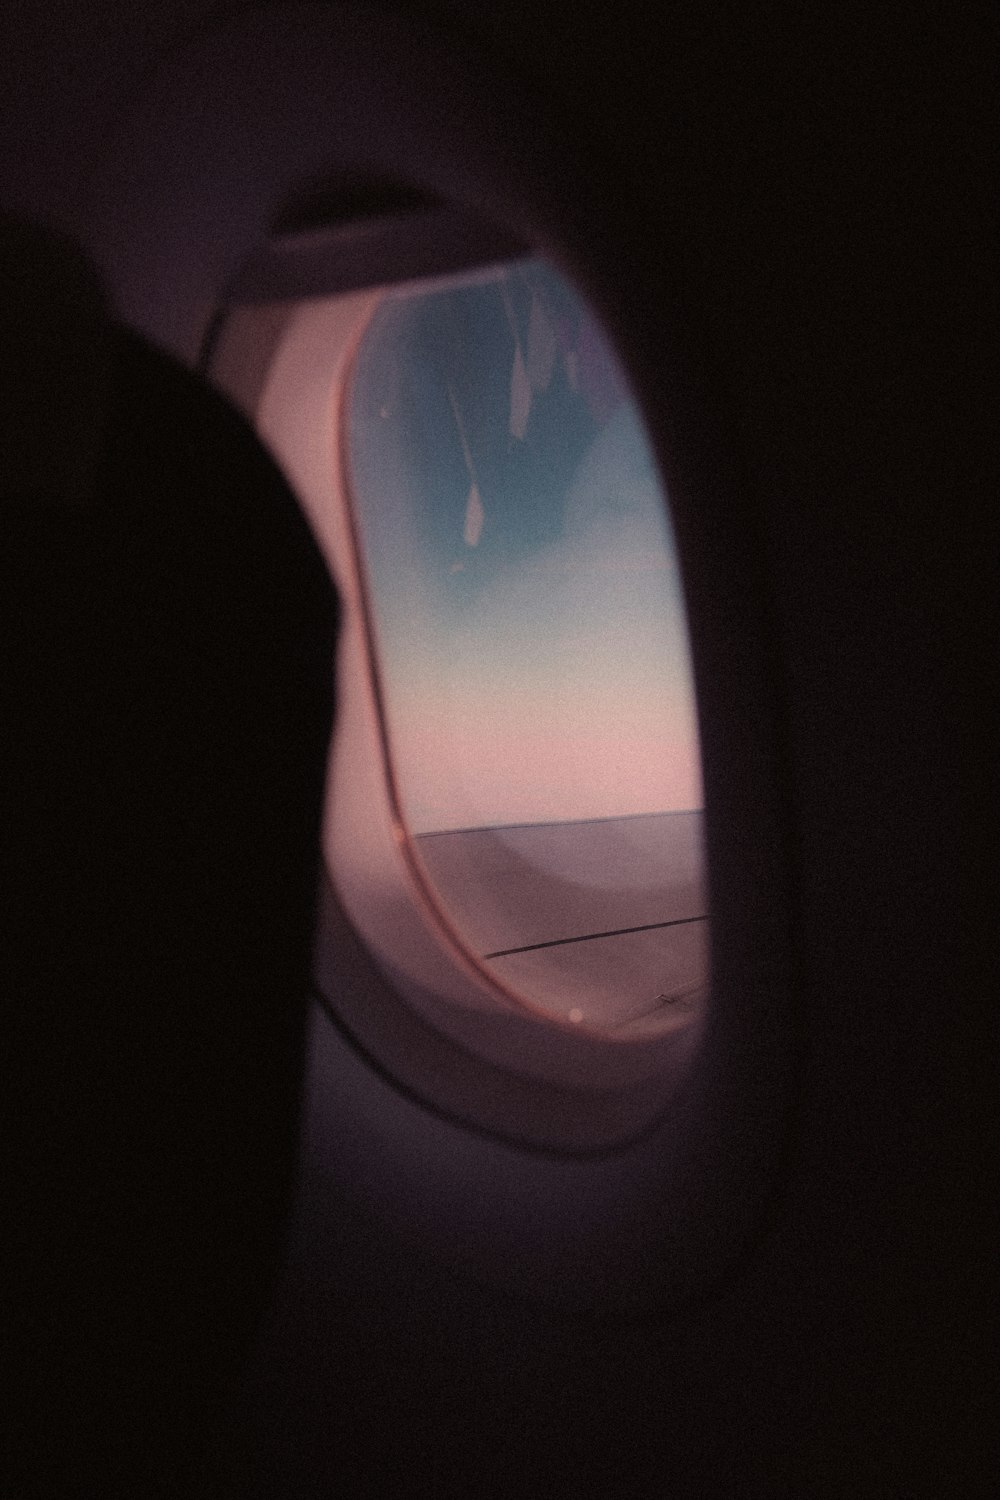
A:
[207,236,711,1152]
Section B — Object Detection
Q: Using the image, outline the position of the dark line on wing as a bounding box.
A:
[414,808,704,839]
[484,914,708,959]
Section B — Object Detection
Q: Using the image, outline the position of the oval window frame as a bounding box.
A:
[86,0,800,1306]
[209,258,712,1152]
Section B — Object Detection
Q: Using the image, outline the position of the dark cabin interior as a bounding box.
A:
[1,4,992,1494]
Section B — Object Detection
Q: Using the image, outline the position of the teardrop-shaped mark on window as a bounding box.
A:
[463,482,484,546]
[509,344,531,439]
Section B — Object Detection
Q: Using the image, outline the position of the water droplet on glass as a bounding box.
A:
[463,481,484,546]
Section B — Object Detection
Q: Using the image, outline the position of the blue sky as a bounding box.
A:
[346,259,702,833]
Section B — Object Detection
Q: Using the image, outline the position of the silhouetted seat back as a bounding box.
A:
[1,218,337,1493]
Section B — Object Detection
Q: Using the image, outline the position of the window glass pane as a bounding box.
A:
[345,259,707,1035]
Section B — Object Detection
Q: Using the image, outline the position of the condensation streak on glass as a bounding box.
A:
[346,260,708,1035]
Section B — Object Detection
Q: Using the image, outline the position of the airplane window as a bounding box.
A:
[343,259,708,1038]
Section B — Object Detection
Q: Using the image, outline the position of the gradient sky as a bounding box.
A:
[347,259,702,834]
